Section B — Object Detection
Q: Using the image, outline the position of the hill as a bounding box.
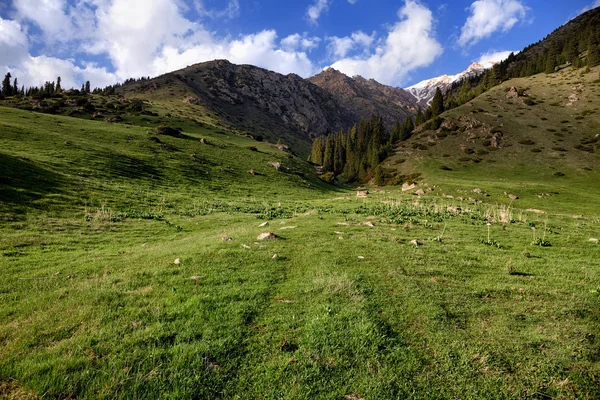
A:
[385,65,600,197]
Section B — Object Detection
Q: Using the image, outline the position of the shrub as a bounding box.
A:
[156,125,183,138]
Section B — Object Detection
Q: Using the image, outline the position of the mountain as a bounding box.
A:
[308,68,417,127]
[406,61,496,108]
[117,60,359,149]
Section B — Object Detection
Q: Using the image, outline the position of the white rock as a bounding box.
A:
[358,256,365,259]
[174,258,181,265]
[590,238,598,243]
[257,232,277,240]
[242,244,251,249]
[259,221,269,227]
[272,254,278,260]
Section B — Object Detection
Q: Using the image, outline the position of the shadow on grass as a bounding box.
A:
[98,151,162,180]
[0,152,64,214]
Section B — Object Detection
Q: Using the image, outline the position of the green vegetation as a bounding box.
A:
[1,81,600,398]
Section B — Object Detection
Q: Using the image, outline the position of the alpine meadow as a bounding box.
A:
[1,1,600,399]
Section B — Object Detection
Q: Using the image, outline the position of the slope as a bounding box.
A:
[384,66,600,213]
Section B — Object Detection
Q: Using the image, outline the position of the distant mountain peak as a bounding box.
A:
[406,61,497,107]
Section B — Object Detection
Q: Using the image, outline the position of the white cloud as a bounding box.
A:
[477,50,516,65]
[0,17,29,67]
[281,33,320,52]
[327,0,443,86]
[458,0,527,47]
[327,31,375,58]
[193,0,240,19]
[348,0,358,4]
[10,56,118,89]
[307,0,330,24]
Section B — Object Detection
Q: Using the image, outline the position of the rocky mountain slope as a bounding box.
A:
[407,61,496,108]
[308,68,417,127]
[118,60,360,145]
[118,60,419,149]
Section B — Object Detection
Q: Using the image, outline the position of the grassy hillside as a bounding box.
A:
[386,66,600,212]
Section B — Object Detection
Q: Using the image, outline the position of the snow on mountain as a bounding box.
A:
[406,61,496,107]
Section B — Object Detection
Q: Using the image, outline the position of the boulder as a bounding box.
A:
[508,194,518,200]
[257,232,277,240]
[357,190,369,198]
[506,87,519,99]
[415,189,426,196]
[402,183,417,192]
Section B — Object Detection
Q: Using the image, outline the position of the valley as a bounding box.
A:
[1,6,600,400]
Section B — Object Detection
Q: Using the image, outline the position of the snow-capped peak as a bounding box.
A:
[406,61,497,106]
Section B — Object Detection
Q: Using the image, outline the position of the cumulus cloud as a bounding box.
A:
[458,0,527,47]
[280,33,320,52]
[477,50,517,65]
[327,0,443,86]
[327,31,375,58]
[307,0,330,24]
[2,0,320,88]
[0,17,29,67]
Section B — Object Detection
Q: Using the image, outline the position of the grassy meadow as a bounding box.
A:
[1,71,600,399]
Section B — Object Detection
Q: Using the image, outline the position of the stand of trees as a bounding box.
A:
[310,114,415,184]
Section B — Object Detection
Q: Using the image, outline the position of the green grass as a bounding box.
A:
[1,85,600,399]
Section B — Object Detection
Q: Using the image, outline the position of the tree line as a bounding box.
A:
[1,72,94,99]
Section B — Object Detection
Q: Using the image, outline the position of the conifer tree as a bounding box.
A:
[85,81,91,94]
[430,87,444,117]
[56,76,62,94]
[587,36,600,67]
[13,78,18,96]
[545,41,558,74]
[323,134,335,172]
[2,73,12,96]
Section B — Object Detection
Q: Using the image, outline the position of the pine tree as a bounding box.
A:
[56,76,62,94]
[2,73,12,96]
[400,117,414,141]
[545,41,558,74]
[415,107,425,126]
[85,81,91,94]
[323,134,335,172]
[587,36,600,67]
[430,87,444,117]
[13,78,18,96]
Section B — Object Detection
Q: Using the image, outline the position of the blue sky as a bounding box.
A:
[0,0,599,90]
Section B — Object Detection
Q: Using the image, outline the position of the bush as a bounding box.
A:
[156,125,183,138]
[318,172,335,184]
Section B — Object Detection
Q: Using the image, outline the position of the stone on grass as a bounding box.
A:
[410,240,421,247]
[272,254,278,260]
[221,236,232,242]
[259,221,269,227]
[242,244,251,249]
[363,222,375,227]
[415,189,426,196]
[590,238,599,243]
[257,232,277,240]
[508,194,519,200]
[174,258,181,265]
[402,182,417,191]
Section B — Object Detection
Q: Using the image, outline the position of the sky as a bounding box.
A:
[0,0,599,91]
